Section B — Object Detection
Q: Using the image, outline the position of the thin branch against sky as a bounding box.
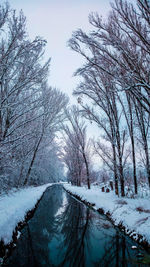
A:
[9,0,111,101]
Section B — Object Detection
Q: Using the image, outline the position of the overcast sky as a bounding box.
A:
[9,0,112,144]
[10,0,111,99]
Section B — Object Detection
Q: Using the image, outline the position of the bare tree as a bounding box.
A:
[63,135,84,186]
[62,106,91,189]
[134,98,150,187]
[72,62,128,196]
[118,92,138,194]
[0,2,68,191]
[24,84,68,185]
[68,0,150,195]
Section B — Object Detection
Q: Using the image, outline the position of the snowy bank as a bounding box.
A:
[64,184,150,247]
[0,183,52,245]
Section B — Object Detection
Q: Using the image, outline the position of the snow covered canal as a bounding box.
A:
[4,185,150,266]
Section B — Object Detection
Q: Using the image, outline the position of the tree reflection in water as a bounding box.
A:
[53,194,150,267]
[5,186,63,266]
[56,199,91,267]
[5,185,150,267]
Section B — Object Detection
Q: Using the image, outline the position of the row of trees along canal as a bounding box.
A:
[0,2,68,192]
[63,0,150,197]
[0,0,150,198]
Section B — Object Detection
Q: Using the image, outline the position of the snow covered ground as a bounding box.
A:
[64,184,150,246]
[0,183,52,245]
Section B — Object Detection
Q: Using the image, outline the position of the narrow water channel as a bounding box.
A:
[4,185,150,266]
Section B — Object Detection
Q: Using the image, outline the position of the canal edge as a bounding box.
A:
[0,185,52,264]
[63,186,150,251]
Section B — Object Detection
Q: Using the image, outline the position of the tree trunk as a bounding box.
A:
[126,94,138,194]
[145,142,150,187]
[131,134,138,194]
[83,152,90,189]
[135,103,150,188]
[112,92,125,196]
[116,132,125,197]
[116,128,125,197]
[24,134,43,186]
[112,143,119,196]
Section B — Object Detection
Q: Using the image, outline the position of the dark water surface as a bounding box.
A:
[4,185,150,266]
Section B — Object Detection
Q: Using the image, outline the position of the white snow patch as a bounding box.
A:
[17,231,21,240]
[0,183,52,245]
[132,246,137,249]
[64,184,150,244]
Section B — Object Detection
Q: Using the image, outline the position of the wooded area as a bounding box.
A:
[0,0,150,198]
[64,0,150,197]
[0,3,68,192]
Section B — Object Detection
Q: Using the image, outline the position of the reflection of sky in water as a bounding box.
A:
[5,185,150,267]
[49,191,68,266]
[55,192,68,217]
